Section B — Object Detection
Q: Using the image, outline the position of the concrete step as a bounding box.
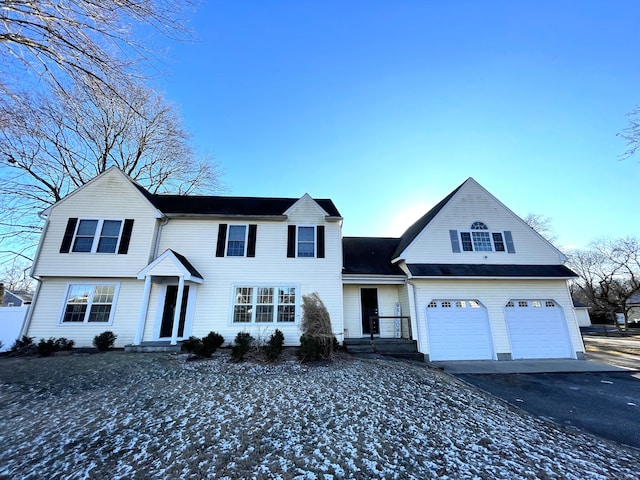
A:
[124,343,181,353]
[343,338,420,359]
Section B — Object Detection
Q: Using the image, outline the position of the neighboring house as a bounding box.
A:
[23,168,585,361]
[2,290,33,307]
[572,299,592,327]
[628,293,640,323]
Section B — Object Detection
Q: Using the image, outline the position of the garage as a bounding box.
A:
[426,299,494,360]
[505,300,573,359]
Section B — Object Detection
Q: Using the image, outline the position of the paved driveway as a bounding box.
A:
[457,371,640,449]
[444,335,640,448]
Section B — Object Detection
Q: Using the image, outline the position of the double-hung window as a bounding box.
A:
[287,225,325,258]
[73,219,123,253]
[297,226,315,257]
[226,225,247,256]
[60,218,133,254]
[232,286,297,323]
[61,284,118,324]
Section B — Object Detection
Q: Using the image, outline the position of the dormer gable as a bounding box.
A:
[393,178,568,265]
[43,166,163,219]
[284,193,342,223]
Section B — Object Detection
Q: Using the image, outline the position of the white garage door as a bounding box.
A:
[426,300,494,360]
[505,300,573,359]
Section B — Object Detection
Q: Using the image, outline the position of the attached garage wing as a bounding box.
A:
[505,300,574,359]
[426,300,494,360]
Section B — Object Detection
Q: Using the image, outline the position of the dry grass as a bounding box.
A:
[1,351,639,479]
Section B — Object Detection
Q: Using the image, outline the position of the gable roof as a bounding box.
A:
[392,179,466,260]
[137,249,203,282]
[343,237,405,275]
[145,194,341,218]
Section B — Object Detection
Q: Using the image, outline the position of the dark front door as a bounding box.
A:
[361,288,379,335]
[160,285,189,338]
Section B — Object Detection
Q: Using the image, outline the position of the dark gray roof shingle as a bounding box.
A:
[406,264,578,278]
[133,182,341,217]
[342,237,404,275]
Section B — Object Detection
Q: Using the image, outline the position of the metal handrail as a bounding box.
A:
[369,315,411,341]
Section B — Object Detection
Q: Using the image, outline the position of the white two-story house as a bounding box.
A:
[23,168,585,361]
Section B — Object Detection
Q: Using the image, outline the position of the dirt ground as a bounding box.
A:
[582,332,640,370]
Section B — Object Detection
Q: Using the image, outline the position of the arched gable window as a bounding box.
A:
[471,221,488,230]
[459,221,506,252]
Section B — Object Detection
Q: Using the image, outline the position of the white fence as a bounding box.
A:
[0,306,28,352]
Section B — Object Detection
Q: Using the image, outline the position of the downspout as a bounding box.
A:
[20,279,41,337]
[407,281,423,357]
[152,215,169,261]
[22,213,50,338]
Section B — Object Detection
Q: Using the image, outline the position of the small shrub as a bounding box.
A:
[201,331,225,357]
[299,334,321,362]
[93,331,117,352]
[11,335,34,352]
[182,332,225,358]
[181,336,203,355]
[231,332,254,362]
[264,329,285,361]
[55,337,75,351]
[37,338,58,357]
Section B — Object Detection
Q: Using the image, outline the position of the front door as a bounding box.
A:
[160,285,189,338]
[361,288,379,335]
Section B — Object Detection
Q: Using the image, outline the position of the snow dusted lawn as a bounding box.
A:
[1,352,638,479]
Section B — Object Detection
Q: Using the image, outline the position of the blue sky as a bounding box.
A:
[154,1,639,250]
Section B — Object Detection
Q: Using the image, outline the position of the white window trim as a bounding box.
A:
[229,284,300,325]
[226,224,249,257]
[458,229,506,252]
[72,218,124,254]
[58,282,120,325]
[296,225,316,258]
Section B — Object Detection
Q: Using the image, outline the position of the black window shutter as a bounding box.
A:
[287,225,296,258]
[117,219,134,254]
[216,224,228,257]
[317,225,325,258]
[449,230,461,253]
[60,218,78,253]
[504,231,516,253]
[247,224,257,257]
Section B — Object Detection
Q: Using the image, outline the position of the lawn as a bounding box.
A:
[0,351,637,479]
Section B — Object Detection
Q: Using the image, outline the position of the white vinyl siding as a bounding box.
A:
[26,278,143,348]
[411,279,583,360]
[342,285,402,338]
[32,169,158,278]
[155,218,343,346]
[399,179,565,265]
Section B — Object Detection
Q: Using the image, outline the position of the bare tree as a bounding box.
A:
[619,106,640,160]
[522,213,558,246]
[0,0,196,96]
[1,259,34,292]
[569,237,640,330]
[0,77,224,263]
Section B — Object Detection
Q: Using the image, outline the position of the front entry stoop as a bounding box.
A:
[124,341,182,353]
[343,338,425,362]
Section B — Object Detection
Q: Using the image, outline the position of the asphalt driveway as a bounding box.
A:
[446,334,640,449]
[457,371,640,449]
